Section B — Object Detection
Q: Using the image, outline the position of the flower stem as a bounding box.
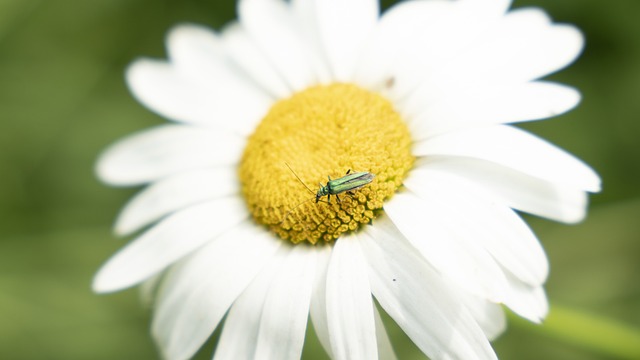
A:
[509,303,640,359]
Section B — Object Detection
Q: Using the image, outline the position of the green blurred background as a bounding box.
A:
[0,0,638,359]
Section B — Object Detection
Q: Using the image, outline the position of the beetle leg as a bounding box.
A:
[346,169,351,175]
[335,194,341,203]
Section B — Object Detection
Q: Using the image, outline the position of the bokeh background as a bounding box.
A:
[1,0,638,359]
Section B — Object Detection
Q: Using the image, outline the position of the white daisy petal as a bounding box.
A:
[139,272,163,308]
[516,21,583,81]
[459,0,512,17]
[255,245,316,360]
[518,20,583,80]
[166,23,279,100]
[414,125,601,192]
[166,24,226,82]
[502,271,549,323]
[309,245,334,359]
[238,0,316,91]
[385,193,509,301]
[370,5,582,131]
[419,156,589,223]
[152,224,281,360]
[126,60,271,135]
[441,8,583,84]
[462,296,507,341]
[299,0,378,81]
[355,0,508,97]
[388,5,579,110]
[96,125,245,186]
[92,198,247,293]
[165,24,275,127]
[115,167,239,236]
[361,219,498,360]
[405,82,581,137]
[354,0,459,92]
[327,236,377,360]
[289,0,333,84]
[222,23,292,98]
[373,306,397,360]
[126,59,207,125]
[404,169,549,286]
[214,247,287,360]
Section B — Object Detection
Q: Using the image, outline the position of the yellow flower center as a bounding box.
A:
[239,83,414,244]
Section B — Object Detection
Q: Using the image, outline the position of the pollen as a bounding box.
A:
[239,83,414,244]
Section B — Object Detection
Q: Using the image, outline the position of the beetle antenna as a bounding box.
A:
[279,197,315,225]
[278,196,335,226]
[285,162,315,195]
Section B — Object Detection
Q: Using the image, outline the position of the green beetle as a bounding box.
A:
[285,163,375,204]
[280,163,375,224]
[314,169,375,203]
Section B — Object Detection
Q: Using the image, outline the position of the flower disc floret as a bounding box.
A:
[239,83,414,244]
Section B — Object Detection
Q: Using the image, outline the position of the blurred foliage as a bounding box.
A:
[0,0,638,359]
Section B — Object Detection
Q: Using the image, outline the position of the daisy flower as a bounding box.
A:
[93,0,601,359]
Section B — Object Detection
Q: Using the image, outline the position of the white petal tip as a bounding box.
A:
[95,151,127,186]
[166,23,211,41]
[92,273,124,294]
[92,263,139,294]
[113,212,138,237]
[125,59,170,106]
[113,224,133,238]
[542,85,581,119]
[579,169,602,193]
[166,23,220,59]
[554,24,585,58]
[125,58,155,86]
[94,157,111,185]
[562,214,586,225]
[512,308,548,325]
[522,308,548,324]
[113,226,127,237]
[531,316,545,324]
[94,148,135,187]
[564,87,582,111]
[588,179,603,193]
